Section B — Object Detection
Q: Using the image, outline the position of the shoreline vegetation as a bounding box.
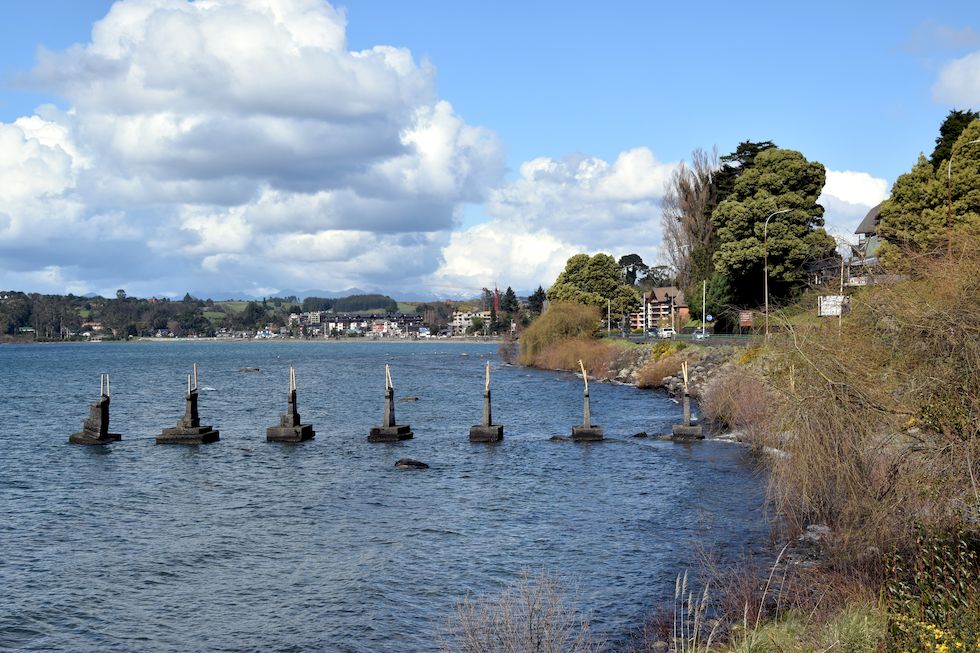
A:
[482,249,980,651]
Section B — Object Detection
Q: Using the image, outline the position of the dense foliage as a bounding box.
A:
[661,141,834,331]
[929,108,980,169]
[518,302,601,366]
[878,119,980,267]
[302,294,398,313]
[546,253,640,319]
[712,148,835,305]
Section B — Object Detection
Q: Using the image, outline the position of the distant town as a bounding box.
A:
[0,281,716,342]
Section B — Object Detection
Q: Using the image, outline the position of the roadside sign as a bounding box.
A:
[706,314,713,322]
[818,295,849,317]
[738,310,754,328]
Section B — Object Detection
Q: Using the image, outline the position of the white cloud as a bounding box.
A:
[0,0,504,296]
[822,170,889,208]
[433,222,578,293]
[431,148,677,291]
[818,169,890,242]
[933,50,980,105]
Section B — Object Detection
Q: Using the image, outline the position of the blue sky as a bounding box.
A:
[0,0,978,298]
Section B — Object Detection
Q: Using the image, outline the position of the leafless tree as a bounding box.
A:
[661,148,719,290]
[440,570,605,653]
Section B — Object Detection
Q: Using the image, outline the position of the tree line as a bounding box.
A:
[535,109,980,334]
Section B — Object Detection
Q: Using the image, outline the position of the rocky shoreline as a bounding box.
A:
[601,343,738,398]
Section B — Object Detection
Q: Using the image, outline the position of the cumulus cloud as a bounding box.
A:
[933,50,980,105]
[818,169,890,243]
[430,148,676,291]
[0,0,502,296]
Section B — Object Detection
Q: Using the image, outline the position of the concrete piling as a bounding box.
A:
[69,373,122,445]
[469,361,503,442]
[156,363,220,444]
[266,367,315,442]
[671,361,703,439]
[368,364,413,442]
[571,360,603,441]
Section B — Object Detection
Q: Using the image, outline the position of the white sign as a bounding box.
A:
[818,295,849,317]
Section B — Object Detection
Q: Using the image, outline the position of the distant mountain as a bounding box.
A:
[191,288,370,301]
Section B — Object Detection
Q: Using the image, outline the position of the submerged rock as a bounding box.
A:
[394,458,428,469]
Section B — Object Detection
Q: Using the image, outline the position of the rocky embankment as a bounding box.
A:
[605,344,737,398]
[656,347,735,398]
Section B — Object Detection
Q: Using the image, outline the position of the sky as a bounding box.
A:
[1,0,978,300]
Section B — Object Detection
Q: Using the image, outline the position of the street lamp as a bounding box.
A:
[763,208,792,340]
[947,138,980,257]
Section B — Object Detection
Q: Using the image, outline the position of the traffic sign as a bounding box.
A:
[706,314,713,322]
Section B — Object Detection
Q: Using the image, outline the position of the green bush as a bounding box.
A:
[519,303,600,366]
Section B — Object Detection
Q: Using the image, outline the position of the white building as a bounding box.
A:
[451,310,492,335]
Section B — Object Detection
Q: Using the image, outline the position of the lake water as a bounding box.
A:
[0,341,768,652]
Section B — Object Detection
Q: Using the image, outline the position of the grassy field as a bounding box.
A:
[396,301,420,313]
[202,311,226,322]
[215,301,248,313]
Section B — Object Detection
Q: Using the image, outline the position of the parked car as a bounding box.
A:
[658,327,675,339]
[694,331,710,340]
[646,328,659,338]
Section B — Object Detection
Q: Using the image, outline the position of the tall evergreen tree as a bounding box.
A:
[712,148,834,305]
[500,286,519,313]
[527,286,547,315]
[879,119,980,267]
[930,109,980,170]
[547,253,639,317]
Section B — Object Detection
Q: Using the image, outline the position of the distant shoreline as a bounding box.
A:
[3,336,504,345]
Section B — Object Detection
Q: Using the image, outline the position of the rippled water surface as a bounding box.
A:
[0,341,767,651]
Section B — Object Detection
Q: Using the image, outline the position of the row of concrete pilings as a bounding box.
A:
[69,361,701,447]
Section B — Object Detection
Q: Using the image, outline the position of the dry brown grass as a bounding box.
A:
[634,341,697,389]
[533,337,626,379]
[763,241,980,558]
[440,570,604,653]
[519,303,601,366]
[698,367,773,444]
[635,353,685,388]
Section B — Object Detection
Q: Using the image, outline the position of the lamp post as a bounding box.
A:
[947,138,980,257]
[763,208,792,340]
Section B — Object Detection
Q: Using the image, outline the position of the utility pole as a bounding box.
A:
[838,252,845,338]
[607,298,611,337]
[702,279,706,337]
[763,208,791,340]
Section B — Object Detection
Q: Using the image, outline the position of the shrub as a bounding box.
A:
[519,303,600,366]
[533,337,624,378]
[636,353,685,388]
[440,570,604,653]
[698,367,772,444]
[886,525,980,652]
[764,243,980,555]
